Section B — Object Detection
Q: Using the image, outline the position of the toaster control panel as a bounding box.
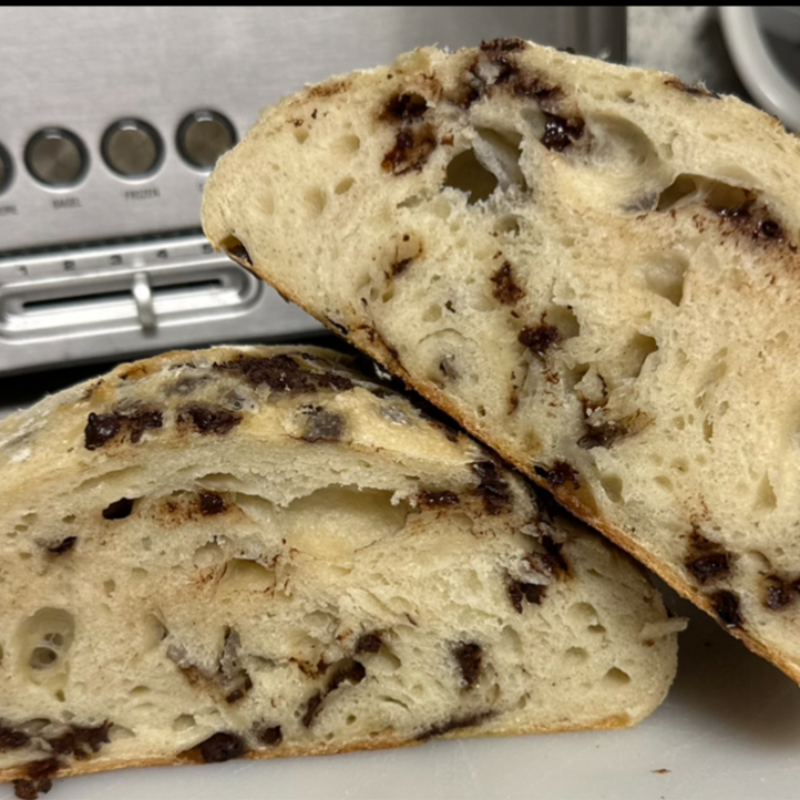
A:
[0,7,624,254]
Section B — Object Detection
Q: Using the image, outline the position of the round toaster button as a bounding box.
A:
[0,143,11,194]
[102,119,162,177]
[177,110,236,169]
[25,128,88,187]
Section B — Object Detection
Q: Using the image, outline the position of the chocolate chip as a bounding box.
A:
[578,421,627,450]
[46,722,111,759]
[14,780,47,800]
[391,257,413,277]
[199,492,226,516]
[126,410,163,444]
[215,354,307,390]
[46,537,77,556]
[382,123,438,176]
[507,580,524,614]
[418,490,460,509]
[452,642,482,690]
[490,261,525,305]
[664,77,720,99]
[507,576,547,612]
[301,407,345,442]
[541,535,570,575]
[520,582,546,605]
[221,236,252,266]
[301,691,324,728]
[178,405,242,435]
[0,725,30,750]
[541,114,585,152]
[415,710,494,741]
[102,498,134,520]
[257,725,282,746]
[519,324,560,356]
[539,461,580,489]
[224,675,253,704]
[525,551,558,579]
[85,408,162,450]
[703,189,788,246]
[488,55,517,84]
[355,632,383,654]
[326,317,349,336]
[765,576,793,611]
[198,732,247,763]
[381,92,428,122]
[24,759,60,781]
[84,413,121,450]
[480,38,526,53]
[759,219,782,239]
[14,759,60,800]
[710,590,743,629]
[684,529,731,584]
[686,552,730,584]
[214,355,354,394]
[471,461,512,515]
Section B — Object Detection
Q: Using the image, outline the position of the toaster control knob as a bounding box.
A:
[177,110,236,169]
[102,119,162,177]
[0,143,10,194]
[25,128,88,187]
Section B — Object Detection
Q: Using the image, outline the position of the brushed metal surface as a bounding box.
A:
[25,128,87,187]
[178,111,236,169]
[103,120,162,177]
[0,235,321,376]
[0,6,625,253]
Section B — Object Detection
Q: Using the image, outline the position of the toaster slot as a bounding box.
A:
[0,263,260,338]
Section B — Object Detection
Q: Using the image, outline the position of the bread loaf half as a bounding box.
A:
[202,40,800,682]
[0,346,677,796]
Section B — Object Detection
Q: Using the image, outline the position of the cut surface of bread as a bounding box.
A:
[0,346,677,796]
[202,39,800,683]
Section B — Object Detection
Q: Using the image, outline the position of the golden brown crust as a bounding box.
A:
[0,713,631,783]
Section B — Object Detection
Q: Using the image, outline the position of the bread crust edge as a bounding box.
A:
[0,713,636,783]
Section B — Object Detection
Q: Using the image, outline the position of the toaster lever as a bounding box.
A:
[132,272,156,332]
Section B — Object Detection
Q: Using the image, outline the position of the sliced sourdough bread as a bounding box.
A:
[202,39,800,682]
[0,346,677,795]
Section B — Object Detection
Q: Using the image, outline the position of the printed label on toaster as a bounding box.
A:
[52,197,81,209]
[124,187,161,201]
